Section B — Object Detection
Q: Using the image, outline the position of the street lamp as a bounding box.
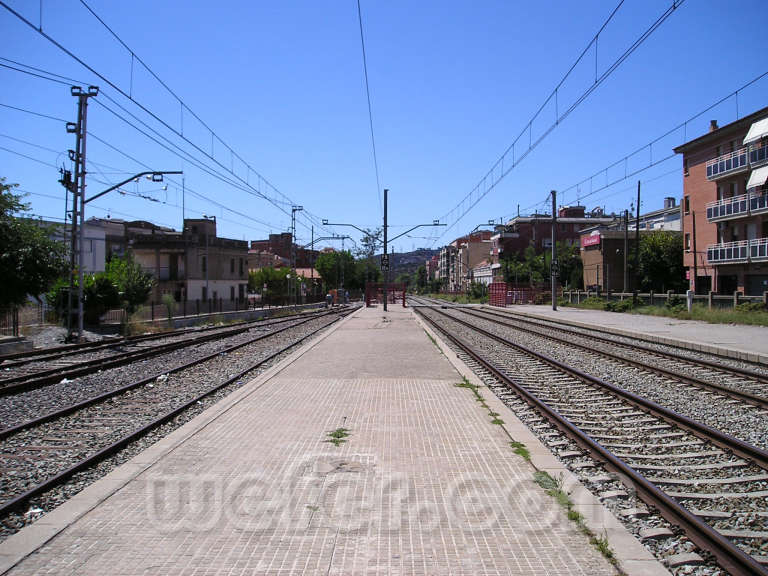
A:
[383,216,446,311]
[202,214,216,310]
[68,170,182,341]
[290,206,303,306]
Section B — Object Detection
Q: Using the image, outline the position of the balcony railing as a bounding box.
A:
[706,147,748,180]
[707,237,768,264]
[750,142,768,167]
[706,189,768,221]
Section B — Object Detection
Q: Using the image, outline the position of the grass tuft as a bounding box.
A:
[509,441,531,461]
[326,427,351,446]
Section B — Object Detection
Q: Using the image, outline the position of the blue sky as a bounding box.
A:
[2,0,767,253]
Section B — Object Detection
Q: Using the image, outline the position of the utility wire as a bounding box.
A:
[0,144,58,168]
[356,0,383,215]
[1,1,328,236]
[432,0,685,245]
[560,69,768,206]
[0,57,291,235]
[511,68,768,219]
[5,53,327,236]
[0,101,67,123]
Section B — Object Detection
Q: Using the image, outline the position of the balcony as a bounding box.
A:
[706,189,768,222]
[707,237,768,264]
[750,142,768,167]
[706,147,748,180]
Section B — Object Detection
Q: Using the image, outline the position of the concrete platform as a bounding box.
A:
[0,305,667,575]
[497,304,768,364]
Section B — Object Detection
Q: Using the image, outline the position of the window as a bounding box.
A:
[230,258,235,274]
[239,258,244,276]
[202,286,208,301]
[201,255,207,274]
[230,286,235,301]
[684,196,690,214]
[683,158,689,176]
[684,233,691,251]
[715,145,721,157]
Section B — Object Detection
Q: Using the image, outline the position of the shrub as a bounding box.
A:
[666,294,685,309]
[604,299,633,313]
[161,293,176,323]
[736,301,766,313]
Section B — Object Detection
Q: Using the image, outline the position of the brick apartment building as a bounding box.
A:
[489,206,616,281]
[249,232,317,268]
[673,106,768,295]
[579,199,682,292]
[438,231,492,291]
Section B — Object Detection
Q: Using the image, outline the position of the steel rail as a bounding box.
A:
[458,307,768,410]
[0,309,342,441]
[485,305,768,372]
[416,307,767,576]
[0,307,326,363]
[0,309,329,396]
[429,306,768,467]
[0,309,353,519]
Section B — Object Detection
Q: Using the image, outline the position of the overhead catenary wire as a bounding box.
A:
[511,68,768,219]
[431,0,685,245]
[0,59,284,235]
[0,1,331,238]
[356,0,383,215]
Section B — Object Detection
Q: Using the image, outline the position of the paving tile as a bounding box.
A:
[4,307,617,575]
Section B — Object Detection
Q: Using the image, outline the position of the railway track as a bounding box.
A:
[475,304,768,403]
[414,303,768,575]
[0,307,353,537]
[0,308,328,396]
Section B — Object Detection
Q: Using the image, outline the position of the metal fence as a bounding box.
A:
[562,290,768,310]
[0,303,58,337]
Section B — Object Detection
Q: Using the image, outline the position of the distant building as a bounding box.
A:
[490,206,616,282]
[437,231,492,291]
[637,197,681,231]
[425,254,439,282]
[471,260,493,286]
[579,199,682,292]
[32,218,107,274]
[249,232,317,268]
[673,106,768,295]
[124,218,249,303]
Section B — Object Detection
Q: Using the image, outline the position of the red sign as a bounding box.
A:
[581,234,601,248]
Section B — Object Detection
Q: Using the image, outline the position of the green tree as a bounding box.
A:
[355,258,381,288]
[106,254,155,313]
[248,266,292,304]
[0,178,68,309]
[315,251,356,290]
[82,273,120,324]
[638,231,685,293]
[415,265,428,293]
[556,241,583,290]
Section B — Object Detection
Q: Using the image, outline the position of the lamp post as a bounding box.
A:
[384,217,446,310]
[322,219,382,291]
[290,206,303,306]
[68,169,182,341]
[202,214,216,310]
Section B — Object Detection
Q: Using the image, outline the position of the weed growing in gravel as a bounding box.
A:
[326,428,351,446]
[532,471,617,565]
